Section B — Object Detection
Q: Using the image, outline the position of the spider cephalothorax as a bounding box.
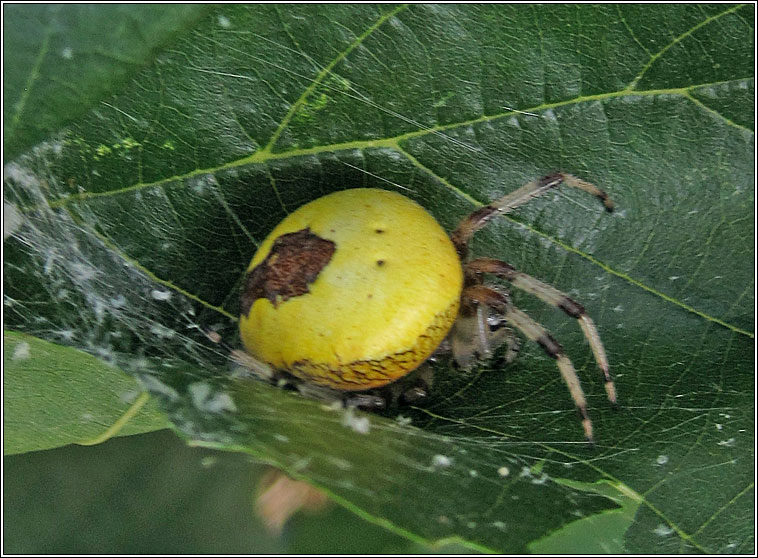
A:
[236,173,617,443]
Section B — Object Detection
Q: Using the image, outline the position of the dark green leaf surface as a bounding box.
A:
[4,4,753,553]
[3,4,210,160]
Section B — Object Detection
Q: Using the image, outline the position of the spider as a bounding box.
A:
[231,173,617,443]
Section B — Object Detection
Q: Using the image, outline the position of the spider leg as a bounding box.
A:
[451,173,613,258]
[397,363,435,405]
[465,258,617,407]
[450,302,521,369]
[492,326,521,364]
[451,304,495,369]
[203,328,278,381]
[229,349,279,381]
[348,363,436,409]
[462,285,595,444]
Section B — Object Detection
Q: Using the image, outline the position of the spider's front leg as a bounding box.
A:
[450,172,613,259]
[460,285,596,444]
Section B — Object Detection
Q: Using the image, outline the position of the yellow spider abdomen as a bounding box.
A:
[239,188,463,390]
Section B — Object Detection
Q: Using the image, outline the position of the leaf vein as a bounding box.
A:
[395,146,754,339]
[262,5,408,154]
[77,391,151,446]
[8,28,51,136]
[626,4,747,90]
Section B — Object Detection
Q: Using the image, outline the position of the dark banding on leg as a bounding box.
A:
[461,285,595,443]
[465,258,617,408]
[450,173,613,258]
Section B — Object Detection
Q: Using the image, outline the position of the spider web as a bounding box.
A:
[3,4,753,553]
[3,139,627,551]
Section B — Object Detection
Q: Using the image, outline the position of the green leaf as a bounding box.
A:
[4,4,753,553]
[3,330,170,454]
[3,4,211,160]
[3,430,475,554]
[529,480,642,554]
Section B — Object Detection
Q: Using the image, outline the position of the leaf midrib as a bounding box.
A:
[42,77,754,338]
[20,4,756,337]
[43,73,754,210]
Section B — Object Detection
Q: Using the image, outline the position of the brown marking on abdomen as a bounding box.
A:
[240,228,336,315]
